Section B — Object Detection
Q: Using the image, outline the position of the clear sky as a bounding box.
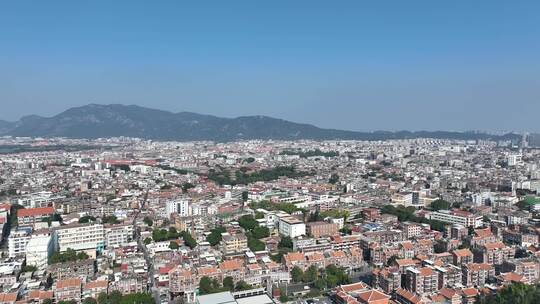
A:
[1,1,539,132]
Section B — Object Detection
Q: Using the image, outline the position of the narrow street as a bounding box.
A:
[133,190,161,303]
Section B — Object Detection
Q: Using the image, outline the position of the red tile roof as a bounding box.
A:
[17,206,54,217]
[56,278,81,289]
[357,290,390,303]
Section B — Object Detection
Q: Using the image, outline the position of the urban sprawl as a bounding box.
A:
[0,136,539,304]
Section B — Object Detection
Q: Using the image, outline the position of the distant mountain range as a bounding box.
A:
[0,104,523,142]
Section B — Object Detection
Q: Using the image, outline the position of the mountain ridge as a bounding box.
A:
[0,104,522,142]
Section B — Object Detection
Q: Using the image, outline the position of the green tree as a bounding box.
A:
[83,298,98,304]
[279,292,290,303]
[152,228,169,242]
[199,277,214,295]
[291,266,304,283]
[169,241,179,250]
[325,264,351,286]
[143,216,153,226]
[119,293,154,304]
[386,255,399,267]
[238,215,258,231]
[314,278,327,290]
[278,236,293,249]
[247,237,265,251]
[143,237,152,245]
[181,183,195,193]
[252,226,270,239]
[168,227,179,239]
[241,191,249,202]
[320,209,349,221]
[223,276,234,291]
[49,248,89,264]
[329,173,340,184]
[303,265,318,282]
[22,265,37,272]
[235,281,252,291]
[97,292,108,304]
[108,291,123,304]
[206,226,226,246]
[181,231,197,249]
[326,274,338,288]
[430,199,451,211]
[79,215,96,223]
[479,282,540,304]
[43,299,54,304]
[339,226,352,235]
[102,215,120,224]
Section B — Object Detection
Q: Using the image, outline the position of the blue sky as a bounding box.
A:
[1,1,539,132]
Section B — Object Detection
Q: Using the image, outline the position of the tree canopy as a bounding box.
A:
[49,248,89,264]
[206,226,226,246]
[479,283,540,304]
[430,199,451,211]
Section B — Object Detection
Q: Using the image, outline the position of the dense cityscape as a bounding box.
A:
[0,135,538,304]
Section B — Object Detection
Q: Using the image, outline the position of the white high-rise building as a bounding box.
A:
[55,223,105,253]
[166,200,190,217]
[104,224,134,248]
[8,228,32,258]
[278,216,306,238]
[507,154,523,166]
[26,231,57,269]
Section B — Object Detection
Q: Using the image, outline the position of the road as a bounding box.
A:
[133,190,161,303]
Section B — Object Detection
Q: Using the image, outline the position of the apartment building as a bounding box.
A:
[17,206,55,227]
[405,267,439,295]
[452,249,474,266]
[166,200,190,217]
[8,228,31,258]
[428,209,482,228]
[480,242,515,265]
[109,276,147,295]
[502,260,540,284]
[373,267,401,294]
[54,278,82,303]
[462,263,494,287]
[48,259,96,280]
[55,223,105,253]
[401,222,422,239]
[220,233,248,255]
[16,191,63,208]
[306,221,339,238]
[391,192,413,206]
[434,264,462,289]
[104,224,133,248]
[25,230,57,269]
[83,280,108,299]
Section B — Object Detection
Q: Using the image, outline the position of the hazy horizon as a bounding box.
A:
[1,1,539,132]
